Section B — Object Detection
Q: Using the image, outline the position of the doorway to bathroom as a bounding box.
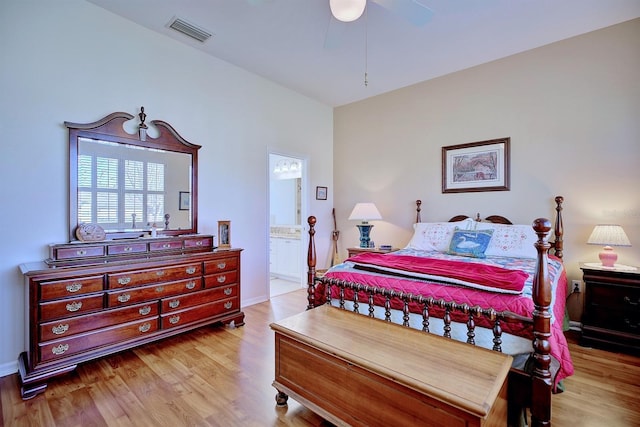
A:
[269,153,305,297]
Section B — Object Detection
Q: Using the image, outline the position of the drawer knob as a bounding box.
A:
[76,250,87,256]
[162,243,171,249]
[66,283,82,293]
[139,323,151,333]
[66,301,82,312]
[52,324,69,335]
[186,281,196,290]
[169,300,180,309]
[216,262,226,270]
[224,287,232,296]
[186,266,196,274]
[139,306,151,316]
[224,301,232,310]
[118,277,131,285]
[52,344,69,355]
[124,246,133,252]
[623,296,639,307]
[217,275,226,283]
[169,315,180,325]
[196,241,203,246]
[624,318,638,329]
[155,286,165,293]
[117,294,131,303]
[156,270,165,277]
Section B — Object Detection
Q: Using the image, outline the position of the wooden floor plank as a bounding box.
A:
[2,288,639,426]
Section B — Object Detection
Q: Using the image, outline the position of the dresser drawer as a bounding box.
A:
[39,275,104,301]
[149,240,183,252]
[107,277,203,307]
[161,285,238,313]
[587,282,640,311]
[38,317,159,363]
[39,294,104,322]
[204,256,238,274]
[160,297,239,329]
[204,271,238,288]
[107,242,148,256]
[184,236,213,249]
[108,263,202,289]
[52,245,105,260]
[40,302,158,341]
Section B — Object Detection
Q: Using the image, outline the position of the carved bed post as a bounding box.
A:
[553,196,564,259]
[307,216,317,310]
[531,218,553,427]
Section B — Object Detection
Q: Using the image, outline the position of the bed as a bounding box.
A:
[305,196,573,427]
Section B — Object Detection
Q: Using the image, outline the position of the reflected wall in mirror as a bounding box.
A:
[66,108,200,241]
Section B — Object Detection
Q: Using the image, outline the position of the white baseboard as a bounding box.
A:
[569,320,582,332]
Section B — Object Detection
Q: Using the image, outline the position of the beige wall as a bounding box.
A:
[333,18,640,321]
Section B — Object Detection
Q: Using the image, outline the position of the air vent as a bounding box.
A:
[168,17,213,43]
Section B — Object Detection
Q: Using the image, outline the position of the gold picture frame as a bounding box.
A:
[218,220,231,248]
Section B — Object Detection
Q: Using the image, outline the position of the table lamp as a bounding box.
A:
[348,203,382,248]
[587,224,631,268]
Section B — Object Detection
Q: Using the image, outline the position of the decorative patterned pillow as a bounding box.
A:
[447,228,494,258]
[474,222,538,259]
[406,219,473,252]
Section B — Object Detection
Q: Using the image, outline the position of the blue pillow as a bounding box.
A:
[447,228,494,258]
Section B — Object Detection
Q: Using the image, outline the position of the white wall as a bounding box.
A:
[333,19,640,321]
[0,0,334,375]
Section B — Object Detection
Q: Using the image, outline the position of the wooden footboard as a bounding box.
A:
[305,197,565,427]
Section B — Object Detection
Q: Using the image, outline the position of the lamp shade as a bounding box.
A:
[587,224,631,268]
[329,0,367,22]
[587,225,631,247]
[348,203,382,223]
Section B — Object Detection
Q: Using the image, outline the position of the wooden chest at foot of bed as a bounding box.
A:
[270,305,512,427]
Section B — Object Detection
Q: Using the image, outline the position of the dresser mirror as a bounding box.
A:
[66,108,200,241]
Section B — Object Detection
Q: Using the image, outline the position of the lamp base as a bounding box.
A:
[598,246,618,268]
[356,224,374,248]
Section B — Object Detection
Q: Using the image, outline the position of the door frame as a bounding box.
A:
[267,151,308,296]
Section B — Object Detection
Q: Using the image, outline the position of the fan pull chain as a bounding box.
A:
[364,5,368,87]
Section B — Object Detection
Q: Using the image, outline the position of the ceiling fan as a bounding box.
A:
[329,0,432,26]
[324,0,433,49]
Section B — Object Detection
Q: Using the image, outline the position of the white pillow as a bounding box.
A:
[473,222,538,259]
[406,219,473,252]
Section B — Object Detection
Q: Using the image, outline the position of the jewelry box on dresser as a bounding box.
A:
[18,108,244,399]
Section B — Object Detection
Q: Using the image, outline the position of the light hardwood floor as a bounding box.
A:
[2,288,639,426]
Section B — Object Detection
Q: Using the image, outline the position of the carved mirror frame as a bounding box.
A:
[66,108,200,241]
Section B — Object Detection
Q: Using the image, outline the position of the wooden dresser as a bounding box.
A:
[580,262,640,355]
[19,237,243,399]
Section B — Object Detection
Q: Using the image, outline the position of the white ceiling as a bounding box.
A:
[86,0,640,107]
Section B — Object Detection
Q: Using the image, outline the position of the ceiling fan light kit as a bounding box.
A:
[330,0,367,22]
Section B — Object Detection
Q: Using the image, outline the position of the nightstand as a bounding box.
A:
[347,247,399,258]
[580,262,640,355]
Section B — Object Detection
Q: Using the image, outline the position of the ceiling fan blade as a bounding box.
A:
[371,0,433,26]
[324,16,348,49]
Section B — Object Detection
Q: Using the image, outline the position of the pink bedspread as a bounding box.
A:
[320,251,574,386]
[349,253,528,293]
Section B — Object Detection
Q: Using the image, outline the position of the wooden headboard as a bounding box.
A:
[413,196,564,259]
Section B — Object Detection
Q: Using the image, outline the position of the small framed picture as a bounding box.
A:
[179,191,190,210]
[316,186,328,200]
[218,220,231,248]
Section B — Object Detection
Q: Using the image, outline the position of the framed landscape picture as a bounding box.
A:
[442,137,510,193]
